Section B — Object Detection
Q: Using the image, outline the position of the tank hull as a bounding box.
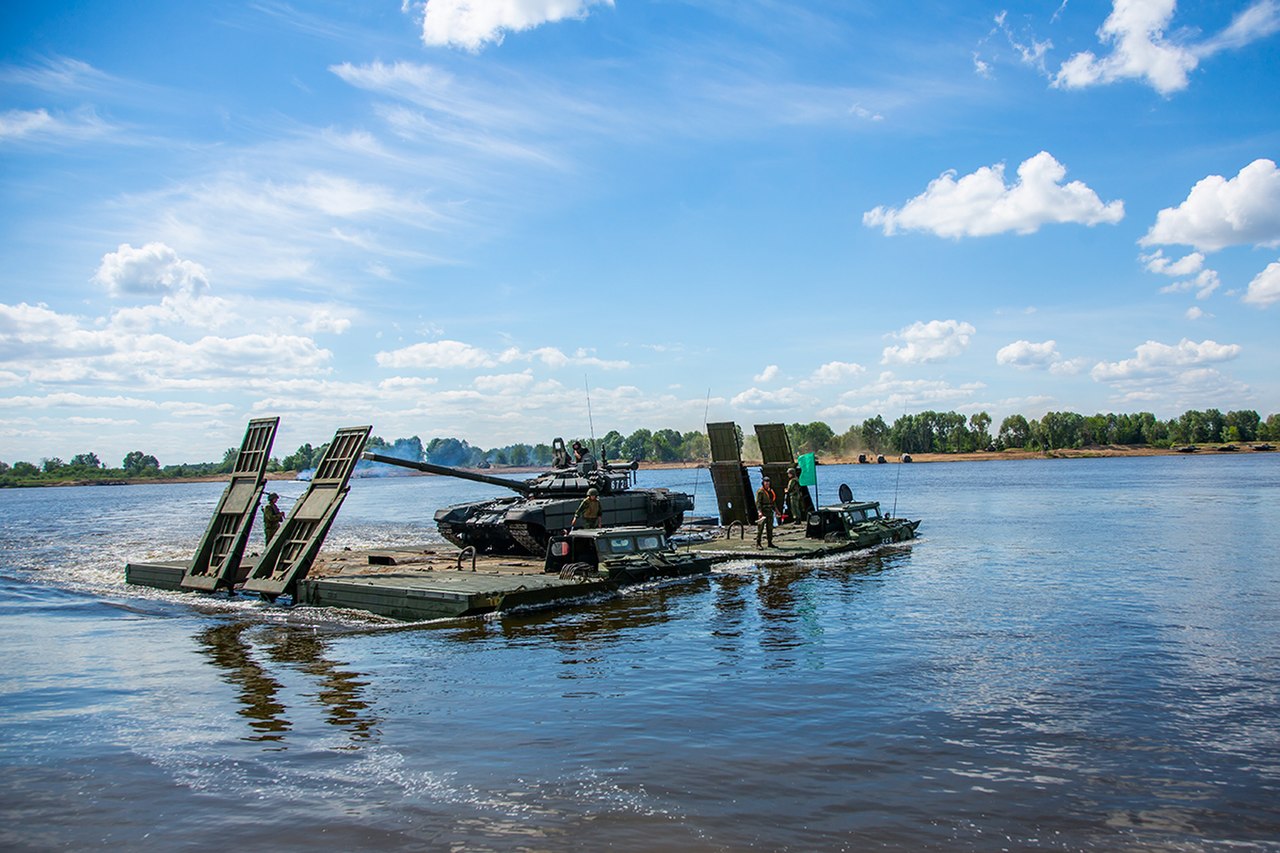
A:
[434,491,693,556]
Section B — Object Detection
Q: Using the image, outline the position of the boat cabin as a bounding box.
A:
[544,525,673,574]
[805,500,886,540]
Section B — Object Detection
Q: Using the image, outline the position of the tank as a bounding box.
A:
[363,439,694,556]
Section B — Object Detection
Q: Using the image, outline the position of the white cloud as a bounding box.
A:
[1185,306,1206,319]
[92,243,210,298]
[1091,338,1241,381]
[863,151,1123,238]
[882,320,975,365]
[302,308,354,335]
[754,364,779,382]
[0,106,112,143]
[1140,248,1204,276]
[0,108,53,139]
[1053,0,1280,94]
[0,56,114,94]
[1141,159,1280,251]
[1157,269,1220,299]
[570,347,629,370]
[0,298,333,389]
[809,361,865,384]
[378,376,440,391]
[1243,261,1280,307]
[407,0,614,52]
[0,302,82,341]
[730,386,812,411]
[996,339,1060,368]
[996,339,1087,375]
[992,9,1054,74]
[473,370,536,392]
[376,339,496,370]
[376,340,628,372]
[1053,0,1198,94]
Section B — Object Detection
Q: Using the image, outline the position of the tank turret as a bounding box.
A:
[363,439,693,555]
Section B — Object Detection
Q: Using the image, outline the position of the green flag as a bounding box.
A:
[797,452,817,487]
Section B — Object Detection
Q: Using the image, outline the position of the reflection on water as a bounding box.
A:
[196,624,289,743]
[195,623,377,748]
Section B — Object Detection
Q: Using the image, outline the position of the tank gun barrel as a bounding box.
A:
[362,452,533,495]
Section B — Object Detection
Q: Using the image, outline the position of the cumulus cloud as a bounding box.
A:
[1140,248,1204,276]
[863,152,1123,238]
[376,340,628,371]
[882,320,975,365]
[407,0,614,52]
[1091,338,1241,381]
[809,361,865,384]
[1243,261,1280,306]
[1054,0,1198,94]
[754,364,779,383]
[0,299,333,388]
[1053,0,1280,95]
[996,339,1060,369]
[1141,159,1280,251]
[376,339,495,370]
[92,243,210,298]
[730,386,812,411]
[1158,269,1220,299]
[1185,306,1206,319]
[473,370,536,393]
[996,339,1086,375]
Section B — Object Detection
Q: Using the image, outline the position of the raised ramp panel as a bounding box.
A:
[707,421,742,463]
[241,425,371,598]
[181,417,280,591]
[706,421,756,525]
[754,422,814,518]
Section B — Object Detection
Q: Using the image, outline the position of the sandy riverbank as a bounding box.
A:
[636,442,1273,469]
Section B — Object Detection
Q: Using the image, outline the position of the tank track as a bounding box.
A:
[506,522,545,556]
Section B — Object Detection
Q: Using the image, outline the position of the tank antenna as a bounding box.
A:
[892,410,904,518]
[584,375,597,457]
[692,387,711,507]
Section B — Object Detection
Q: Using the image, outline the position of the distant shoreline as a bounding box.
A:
[6,443,1272,488]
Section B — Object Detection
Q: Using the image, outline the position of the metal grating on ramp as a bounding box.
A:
[181,417,279,591]
[241,425,371,599]
[706,421,756,525]
[753,423,813,519]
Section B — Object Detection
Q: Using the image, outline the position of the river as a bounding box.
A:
[1,454,1277,851]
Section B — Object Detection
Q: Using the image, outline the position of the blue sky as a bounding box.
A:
[2,0,1278,465]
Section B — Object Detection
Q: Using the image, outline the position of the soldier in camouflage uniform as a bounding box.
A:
[755,476,777,547]
[262,492,284,544]
[784,467,804,525]
[573,487,602,529]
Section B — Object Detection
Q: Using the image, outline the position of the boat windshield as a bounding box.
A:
[605,537,636,554]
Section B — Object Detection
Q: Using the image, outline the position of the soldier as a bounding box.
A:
[262,492,284,544]
[572,441,598,475]
[784,467,804,525]
[755,476,778,547]
[573,487,602,529]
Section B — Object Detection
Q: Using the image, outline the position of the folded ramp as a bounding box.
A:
[754,422,814,517]
[707,421,756,525]
[181,417,280,591]
[241,425,371,599]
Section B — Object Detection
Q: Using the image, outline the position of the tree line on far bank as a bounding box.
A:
[2,407,1276,487]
